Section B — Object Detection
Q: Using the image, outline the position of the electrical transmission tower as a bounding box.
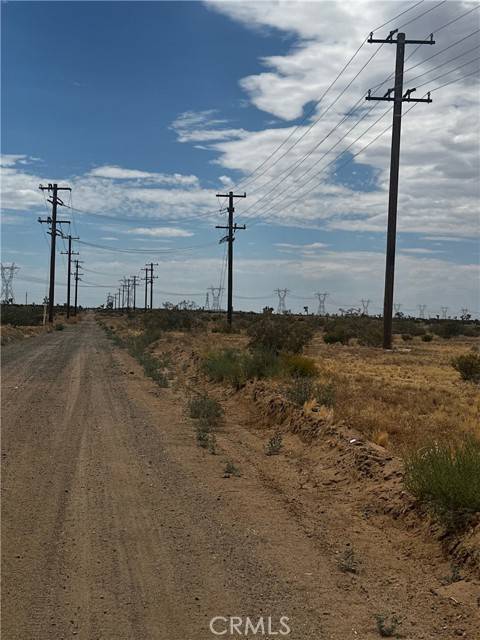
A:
[315,292,328,316]
[366,30,434,348]
[38,183,72,322]
[208,286,223,312]
[205,291,210,311]
[1,263,20,303]
[418,304,427,319]
[441,306,448,320]
[393,303,402,314]
[215,190,246,326]
[275,288,289,314]
[361,299,371,315]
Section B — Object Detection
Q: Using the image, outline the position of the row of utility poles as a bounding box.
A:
[38,31,436,345]
[112,263,158,311]
[39,183,83,322]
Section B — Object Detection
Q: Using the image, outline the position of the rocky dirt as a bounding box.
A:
[2,315,479,639]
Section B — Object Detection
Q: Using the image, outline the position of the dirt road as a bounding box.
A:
[1,317,477,639]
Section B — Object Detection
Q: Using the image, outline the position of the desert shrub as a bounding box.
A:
[422,333,433,342]
[54,323,65,331]
[247,316,313,354]
[432,320,462,339]
[401,333,413,342]
[143,309,200,333]
[280,354,318,378]
[404,437,480,530]
[323,317,383,346]
[201,348,279,388]
[1,304,44,326]
[357,323,383,347]
[286,378,335,408]
[393,319,425,337]
[137,351,168,387]
[188,394,223,423]
[266,432,283,455]
[452,352,480,383]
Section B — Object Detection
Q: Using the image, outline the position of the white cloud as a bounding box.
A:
[127,227,194,238]
[88,165,199,186]
[170,109,248,143]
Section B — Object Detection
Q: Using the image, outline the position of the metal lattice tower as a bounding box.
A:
[315,292,328,316]
[274,288,289,314]
[418,304,427,319]
[441,306,448,320]
[461,308,470,320]
[1,263,20,303]
[208,286,223,312]
[361,299,371,315]
[205,291,210,311]
[393,303,402,314]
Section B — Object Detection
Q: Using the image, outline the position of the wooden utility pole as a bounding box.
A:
[141,267,149,311]
[38,183,71,323]
[130,275,138,311]
[145,263,158,310]
[215,191,246,326]
[73,259,83,316]
[366,29,434,349]
[60,234,79,318]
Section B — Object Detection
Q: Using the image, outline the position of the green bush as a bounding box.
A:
[452,352,480,383]
[432,320,462,339]
[285,378,335,408]
[54,323,65,331]
[357,323,383,347]
[1,304,44,326]
[323,317,383,346]
[137,351,168,387]
[422,333,433,342]
[279,354,318,378]
[247,316,313,354]
[404,437,480,530]
[393,319,426,337]
[201,348,279,388]
[188,394,223,423]
[401,333,413,342]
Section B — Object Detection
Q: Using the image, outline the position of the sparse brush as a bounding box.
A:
[422,333,433,342]
[188,394,223,423]
[201,348,279,388]
[338,547,359,574]
[285,378,335,408]
[54,323,65,331]
[374,613,402,637]
[280,354,318,378]
[266,432,283,456]
[224,460,240,477]
[404,436,480,531]
[247,316,314,355]
[401,333,413,341]
[451,351,480,383]
[441,564,462,585]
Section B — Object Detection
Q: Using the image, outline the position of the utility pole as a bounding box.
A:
[73,259,84,316]
[130,275,138,311]
[141,267,149,311]
[146,263,158,310]
[215,191,246,326]
[38,183,72,323]
[366,30,434,349]
[60,234,79,318]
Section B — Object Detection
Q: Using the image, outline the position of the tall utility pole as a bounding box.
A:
[73,259,84,316]
[130,275,138,311]
[366,30,434,349]
[141,267,149,311]
[146,263,158,310]
[215,191,246,326]
[60,234,79,318]
[38,183,72,323]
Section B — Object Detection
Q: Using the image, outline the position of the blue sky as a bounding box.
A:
[1,1,479,317]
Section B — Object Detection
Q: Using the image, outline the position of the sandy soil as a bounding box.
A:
[2,315,478,639]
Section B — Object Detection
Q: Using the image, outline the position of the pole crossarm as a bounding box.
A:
[366,89,432,103]
[368,31,435,45]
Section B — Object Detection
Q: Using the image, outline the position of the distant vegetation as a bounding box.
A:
[1,304,44,326]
